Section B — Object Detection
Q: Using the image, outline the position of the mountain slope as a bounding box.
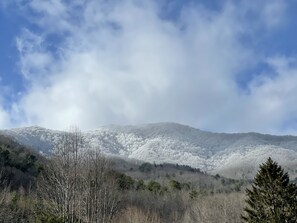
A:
[0,134,44,189]
[2,123,297,179]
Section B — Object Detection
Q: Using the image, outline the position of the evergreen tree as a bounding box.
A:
[242,157,297,223]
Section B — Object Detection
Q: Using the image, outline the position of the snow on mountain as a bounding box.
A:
[1,123,297,179]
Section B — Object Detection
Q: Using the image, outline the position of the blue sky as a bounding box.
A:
[1,0,297,134]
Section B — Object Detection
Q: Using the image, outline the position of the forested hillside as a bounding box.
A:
[0,130,295,222]
[0,135,43,190]
[0,131,250,222]
[3,123,297,180]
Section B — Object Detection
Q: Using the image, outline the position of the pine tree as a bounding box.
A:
[242,157,297,223]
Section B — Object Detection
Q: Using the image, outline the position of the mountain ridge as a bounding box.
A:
[1,122,297,179]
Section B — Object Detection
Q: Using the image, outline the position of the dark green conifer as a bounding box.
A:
[242,157,297,222]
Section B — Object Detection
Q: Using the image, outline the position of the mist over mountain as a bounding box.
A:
[2,123,297,179]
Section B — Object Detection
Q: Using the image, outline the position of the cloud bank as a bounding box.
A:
[2,0,297,134]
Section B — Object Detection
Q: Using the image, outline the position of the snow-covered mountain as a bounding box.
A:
[1,123,297,179]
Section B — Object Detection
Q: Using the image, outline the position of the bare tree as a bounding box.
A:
[37,127,120,222]
[182,192,245,223]
[82,149,120,223]
[112,206,161,223]
[0,170,9,220]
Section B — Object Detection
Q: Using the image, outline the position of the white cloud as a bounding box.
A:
[244,57,297,133]
[11,0,297,134]
[0,109,10,128]
[16,29,54,81]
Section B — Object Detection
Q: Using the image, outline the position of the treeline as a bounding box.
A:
[112,157,249,194]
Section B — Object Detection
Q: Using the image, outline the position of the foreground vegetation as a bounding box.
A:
[0,129,296,222]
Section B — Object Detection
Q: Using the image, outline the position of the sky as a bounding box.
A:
[1,0,297,134]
